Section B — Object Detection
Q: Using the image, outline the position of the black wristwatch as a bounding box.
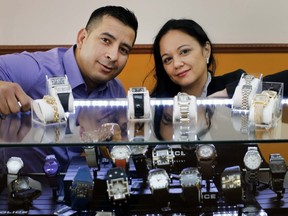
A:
[269,153,287,198]
[130,145,149,181]
[221,165,243,204]
[152,144,175,173]
[195,144,217,180]
[106,167,130,203]
[179,167,201,205]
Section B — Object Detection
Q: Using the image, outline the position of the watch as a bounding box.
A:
[110,145,131,170]
[148,168,170,207]
[177,92,191,123]
[241,74,254,110]
[130,145,149,180]
[106,167,130,202]
[269,153,287,198]
[252,93,270,124]
[152,144,175,173]
[221,165,243,204]
[195,144,217,180]
[179,167,201,205]
[10,176,42,202]
[70,166,94,209]
[6,156,24,175]
[243,146,263,184]
[43,154,59,189]
[46,75,74,112]
[83,146,99,169]
[127,87,151,120]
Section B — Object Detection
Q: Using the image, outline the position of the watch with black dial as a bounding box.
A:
[152,144,175,173]
[179,167,201,205]
[148,168,170,207]
[195,144,217,180]
[269,153,287,198]
[110,145,131,170]
[43,154,59,190]
[243,146,262,185]
[106,167,130,203]
[10,176,42,202]
[221,165,243,204]
[70,166,94,209]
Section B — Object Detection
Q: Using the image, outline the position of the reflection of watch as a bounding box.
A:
[11,176,42,201]
[110,145,131,170]
[130,145,149,180]
[43,154,59,189]
[179,167,201,205]
[252,94,270,124]
[243,146,262,184]
[269,153,287,198]
[152,145,175,173]
[195,144,217,180]
[148,168,170,207]
[106,167,130,202]
[70,167,94,209]
[241,74,254,110]
[221,165,243,204]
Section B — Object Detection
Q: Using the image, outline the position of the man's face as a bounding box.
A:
[76,15,136,91]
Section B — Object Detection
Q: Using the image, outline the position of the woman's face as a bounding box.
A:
[159,30,210,95]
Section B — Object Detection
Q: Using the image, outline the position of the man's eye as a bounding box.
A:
[120,47,129,55]
[101,38,110,44]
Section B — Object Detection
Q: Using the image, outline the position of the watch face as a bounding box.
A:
[107,179,129,200]
[197,144,215,160]
[44,159,59,176]
[253,94,270,104]
[148,171,169,190]
[11,177,30,191]
[180,168,201,187]
[243,151,262,170]
[111,145,131,160]
[270,160,287,173]
[7,157,24,174]
[50,77,66,86]
[221,174,241,189]
[130,145,148,155]
[71,181,93,198]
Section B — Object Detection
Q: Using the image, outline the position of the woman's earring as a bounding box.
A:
[206,58,209,64]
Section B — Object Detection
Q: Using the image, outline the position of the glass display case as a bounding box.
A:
[0,98,288,215]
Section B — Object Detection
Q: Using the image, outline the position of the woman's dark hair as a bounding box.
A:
[86,5,138,44]
[149,19,216,98]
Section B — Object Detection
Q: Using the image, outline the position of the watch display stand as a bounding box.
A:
[232,73,262,111]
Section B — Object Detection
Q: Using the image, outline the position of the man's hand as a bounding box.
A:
[0,81,32,115]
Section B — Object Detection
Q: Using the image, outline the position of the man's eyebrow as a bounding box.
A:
[101,32,132,51]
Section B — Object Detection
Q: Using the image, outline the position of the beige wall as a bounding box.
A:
[1,0,288,45]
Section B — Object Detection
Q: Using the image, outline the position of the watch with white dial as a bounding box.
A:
[148,168,170,207]
[179,167,201,204]
[221,165,243,204]
[152,144,175,173]
[110,145,131,170]
[195,144,217,180]
[243,146,263,184]
[269,153,287,198]
[6,157,24,175]
[106,167,130,203]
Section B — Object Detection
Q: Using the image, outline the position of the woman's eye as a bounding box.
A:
[161,113,172,125]
[162,57,172,65]
[180,48,191,55]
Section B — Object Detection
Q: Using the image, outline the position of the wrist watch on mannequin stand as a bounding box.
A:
[243,146,262,193]
[241,74,254,110]
[6,157,24,186]
[43,154,60,197]
[110,145,131,171]
[269,153,287,199]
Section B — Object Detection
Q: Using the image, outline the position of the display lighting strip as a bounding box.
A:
[74,98,288,108]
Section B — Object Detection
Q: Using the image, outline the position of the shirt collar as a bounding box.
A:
[200,72,212,98]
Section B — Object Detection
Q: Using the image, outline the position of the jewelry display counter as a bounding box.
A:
[0,98,288,216]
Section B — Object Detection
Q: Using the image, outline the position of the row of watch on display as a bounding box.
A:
[4,144,287,210]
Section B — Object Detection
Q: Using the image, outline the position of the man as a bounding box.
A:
[0,5,138,116]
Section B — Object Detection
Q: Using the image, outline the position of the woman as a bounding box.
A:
[149,18,288,98]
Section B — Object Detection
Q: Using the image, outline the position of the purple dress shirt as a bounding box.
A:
[0,45,126,99]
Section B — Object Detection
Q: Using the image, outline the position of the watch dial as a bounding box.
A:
[198,145,214,159]
[44,159,59,175]
[222,174,241,189]
[109,180,128,200]
[244,151,262,170]
[270,161,287,173]
[111,145,131,160]
[149,173,169,189]
[12,177,30,191]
